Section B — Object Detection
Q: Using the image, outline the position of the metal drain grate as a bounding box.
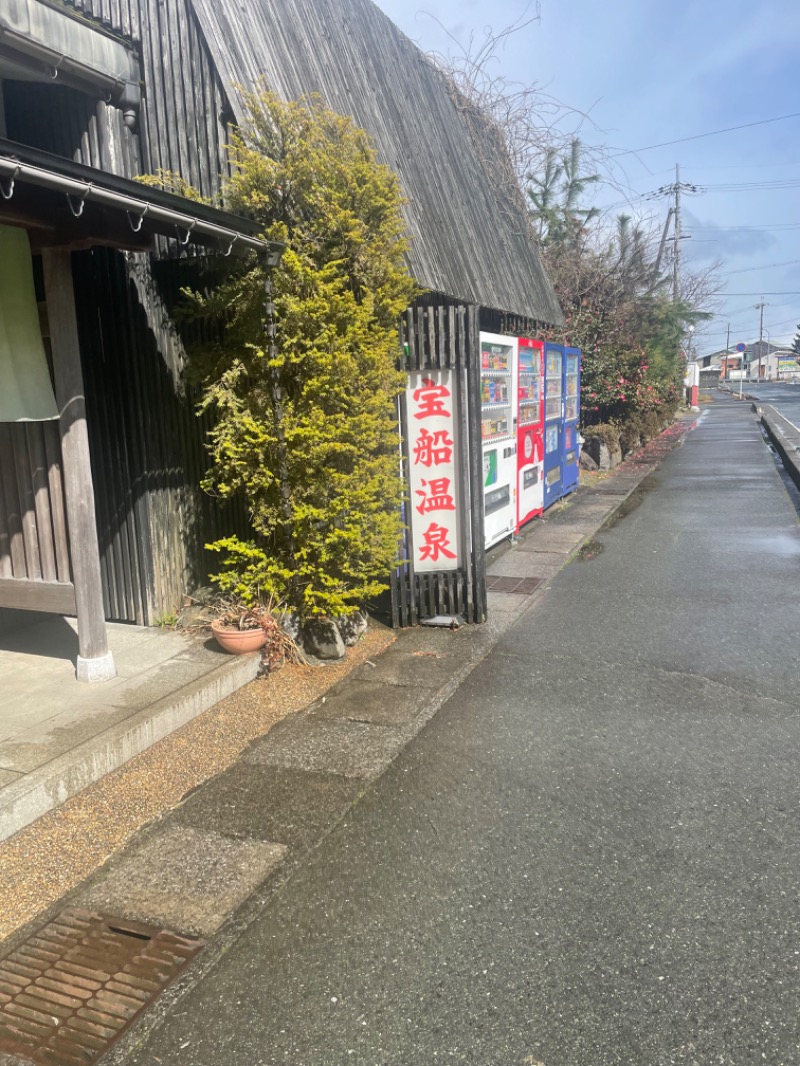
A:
[485,575,544,595]
[0,907,203,1065]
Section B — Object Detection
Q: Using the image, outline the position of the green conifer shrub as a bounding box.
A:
[186,90,418,619]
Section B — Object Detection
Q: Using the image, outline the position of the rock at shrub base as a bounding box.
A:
[584,438,622,471]
[336,610,368,647]
[302,618,346,660]
[279,611,302,644]
[579,448,599,471]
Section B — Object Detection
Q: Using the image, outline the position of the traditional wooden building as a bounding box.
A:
[0,0,562,676]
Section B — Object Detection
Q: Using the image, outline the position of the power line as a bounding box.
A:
[698,179,800,191]
[684,161,800,171]
[716,298,798,322]
[611,112,800,157]
[721,259,800,277]
[710,291,800,295]
[689,223,800,232]
[702,316,799,338]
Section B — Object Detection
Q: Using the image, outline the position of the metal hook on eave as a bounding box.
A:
[66,183,92,218]
[223,232,239,257]
[49,55,65,80]
[175,219,196,246]
[127,203,149,232]
[0,165,20,201]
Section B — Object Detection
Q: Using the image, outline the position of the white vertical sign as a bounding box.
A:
[406,370,461,572]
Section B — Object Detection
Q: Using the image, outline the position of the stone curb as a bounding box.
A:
[759,405,800,493]
[0,652,260,842]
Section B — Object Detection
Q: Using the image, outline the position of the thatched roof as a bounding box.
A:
[190,0,563,324]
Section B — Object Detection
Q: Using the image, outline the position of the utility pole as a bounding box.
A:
[725,323,731,379]
[673,163,681,303]
[653,167,696,302]
[755,297,766,378]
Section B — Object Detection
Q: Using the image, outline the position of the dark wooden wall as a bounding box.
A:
[480,307,548,343]
[69,248,249,624]
[6,0,230,201]
[0,248,249,627]
[0,422,72,587]
[391,296,487,627]
[2,82,140,179]
[1,1,241,623]
[62,0,230,201]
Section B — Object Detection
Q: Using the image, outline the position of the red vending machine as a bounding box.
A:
[516,338,544,531]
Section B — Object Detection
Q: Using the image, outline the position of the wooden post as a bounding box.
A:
[42,249,116,682]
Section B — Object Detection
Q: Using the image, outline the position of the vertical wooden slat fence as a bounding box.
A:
[0,422,76,613]
[391,299,486,627]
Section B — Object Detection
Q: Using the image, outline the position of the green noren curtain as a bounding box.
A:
[0,224,59,422]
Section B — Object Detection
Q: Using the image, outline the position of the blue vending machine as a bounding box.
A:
[543,342,564,507]
[562,347,581,494]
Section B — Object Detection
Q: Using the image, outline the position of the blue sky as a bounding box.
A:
[372,0,800,355]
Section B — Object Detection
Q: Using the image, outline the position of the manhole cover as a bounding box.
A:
[485,575,544,595]
[0,907,203,1065]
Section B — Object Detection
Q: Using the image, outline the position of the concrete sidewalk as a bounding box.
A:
[0,618,260,841]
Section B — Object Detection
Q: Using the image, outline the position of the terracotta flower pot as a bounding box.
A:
[211,620,267,654]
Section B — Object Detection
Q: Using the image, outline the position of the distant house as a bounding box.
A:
[691,352,721,371]
[701,341,792,381]
[751,348,800,381]
[0,0,562,675]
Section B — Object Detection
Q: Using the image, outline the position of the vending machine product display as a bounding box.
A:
[563,346,581,494]
[480,332,517,547]
[516,337,544,529]
[543,342,564,507]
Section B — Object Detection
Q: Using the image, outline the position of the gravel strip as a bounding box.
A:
[0,625,395,942]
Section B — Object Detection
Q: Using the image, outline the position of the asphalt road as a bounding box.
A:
[128,395,800,1066]
[740,381,800,426]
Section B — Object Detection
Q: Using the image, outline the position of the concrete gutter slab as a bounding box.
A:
[171,764,365,851]
[245,716,407,780]
[306,678,439,728]
[76,825,287,938]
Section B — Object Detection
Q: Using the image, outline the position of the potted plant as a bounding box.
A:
[210,603,269,654]
[209,597,300,669]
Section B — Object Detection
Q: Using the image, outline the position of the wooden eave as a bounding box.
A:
[0,137,283,258]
